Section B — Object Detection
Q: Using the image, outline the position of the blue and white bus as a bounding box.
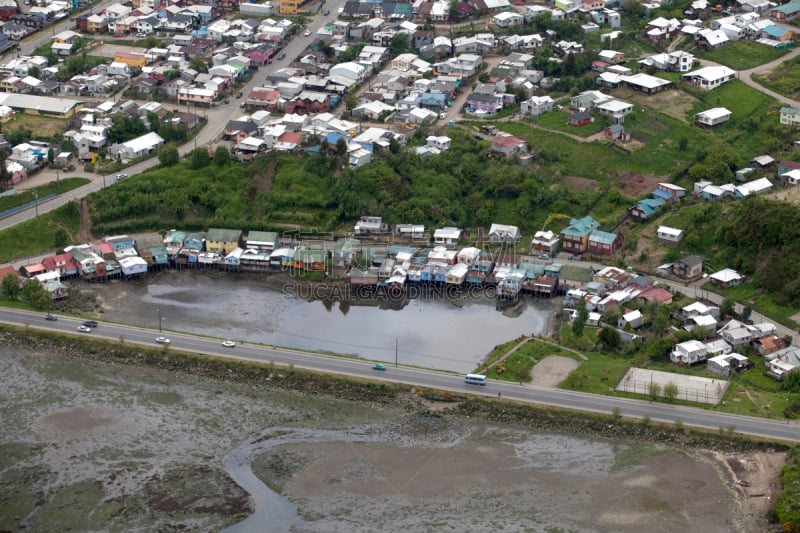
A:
[464,373,487,386]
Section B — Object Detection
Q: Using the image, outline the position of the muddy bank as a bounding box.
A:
[0,328,789,532]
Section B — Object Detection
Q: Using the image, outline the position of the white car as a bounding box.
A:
[155,336,170,344]
[303,29,312,36]
[221,340,236,348]
[77,325,91,333]
[115,173,127,181]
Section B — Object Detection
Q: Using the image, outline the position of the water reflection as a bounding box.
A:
[102,271,553,373]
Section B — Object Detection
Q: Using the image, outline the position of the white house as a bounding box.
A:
[520,95,554,116]
[707,353,750,377]
[735,177,773,198]
[657,225,684,243]
[530,230,560,254]
[709,268,744,288]
[434,227,462,245]
[109,131,165,160]
[671,339,708,365]
[596,99,633,123]
[618,309,643,329]
[683,66,736,90]
[488,223,521,243]
[493,11,524,27]
[695,107,732,127]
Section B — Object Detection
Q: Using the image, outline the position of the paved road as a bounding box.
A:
[2,306,798,442]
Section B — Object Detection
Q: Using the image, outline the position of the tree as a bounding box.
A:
[190,57,209,73]
[47,147,55,166]
[0,148,9,191]
[783,369,800,393]
[27,65,41,78]
[598,327,621,351]
[335,137,348,157]
[389,33,409,56]
[345,87,358,112]
[720,297,736,319]
[213,145,231,166]
[663,382,679,402]
[189,146,211,169]
[1,273,20,300]
[21,278,50,309]
[53,227,69,248]
[648,381,661,400]
[572,297,588,337]
[158,144,180,167]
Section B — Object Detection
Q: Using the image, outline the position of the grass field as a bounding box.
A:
[696,41,788,71]
[11,114,70,140]
[0,203,80,263]
[0,177,89,213]
[752,54,800,101]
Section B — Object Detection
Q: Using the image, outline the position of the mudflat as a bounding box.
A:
[0,342,784,532]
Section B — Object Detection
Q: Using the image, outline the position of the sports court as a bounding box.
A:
[615,367,729,405]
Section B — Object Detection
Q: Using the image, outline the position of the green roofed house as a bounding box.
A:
[206,228,242,255]
[629,197,666,220]
[588,229,623,256]
[770,1,800,21]
[560,216,600,254]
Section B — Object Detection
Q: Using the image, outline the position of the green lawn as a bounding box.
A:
[0,203,80,263]
[481,338,574,383]
[695,41,788,71]
[0,178,89,214]
[528,109,608,137]
[752,54,800,101]
[713,281,800,330]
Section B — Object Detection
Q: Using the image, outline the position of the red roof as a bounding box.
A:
[43,253,77,271]
[637,287,673,303]
[492,134,526,148]
[278,132,302,144]
[93,241,113,254]
[21,264,46,276]
[0,264,19,282]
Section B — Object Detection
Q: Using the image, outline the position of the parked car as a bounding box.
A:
[136,32,147,38]
[77,325,91,333]
[277,52,286,60]
[538,253,550,260]
[323,9,330,15]
[303,29,312,36]
[82,320,98,328]
[372,364,386,371]
[235,91,243,98]
[221,340,236,348]
[155,336,170,344]
[45,314,57,321]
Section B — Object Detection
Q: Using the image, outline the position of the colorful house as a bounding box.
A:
[560,216,600,254]
[206,228,242,255]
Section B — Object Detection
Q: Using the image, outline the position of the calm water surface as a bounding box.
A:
[102,271,553,373]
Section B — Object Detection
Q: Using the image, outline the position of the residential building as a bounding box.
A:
[696,107,732,127]
[657,225,684,243]
[560,216,600,254]
[488,223,521,243]
[780,106,800,126]
[683,66,736,90]
[674,255,704,280]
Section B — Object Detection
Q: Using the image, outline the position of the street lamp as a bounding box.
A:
[157,308,164,332]
[33,189,38,217]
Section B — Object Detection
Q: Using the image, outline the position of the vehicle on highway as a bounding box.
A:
[538,253,550,260]
[221,340,236,348]
[303,29,312,36]
[155,336,170,344]
[115,173,127,181]
[136,32,147,38]
[83,320,98,328]
[45,314,57,321]
[77,325,92,333]
[372,363,386,371]
[465,373,487,386]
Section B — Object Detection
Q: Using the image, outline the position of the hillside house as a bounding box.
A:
[657,225,684,243]
[561,216,600,254]
[696,107,732,127]
[683,66,736,90]
[488,223,521,243]
[780,106,800,126]
[671,339,708,365]
[629,198,666,220]
[520,95,553,116]
[587,230,622,256]
[530,230,560,254]
[652,182,687,201]
[490,134,528,157]
[674,255,704,281]
[708,268,743,288]
[434,227,462,245]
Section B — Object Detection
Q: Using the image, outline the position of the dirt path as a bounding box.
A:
[77,198,92,242]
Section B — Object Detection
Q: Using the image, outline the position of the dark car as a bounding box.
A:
[277,52,286,60]
[45,314,57,321]
[236,91,243,98]
[83,320,98,328]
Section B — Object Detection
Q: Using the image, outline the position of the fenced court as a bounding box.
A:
[616,367,729,405]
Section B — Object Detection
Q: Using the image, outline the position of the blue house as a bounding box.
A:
[182,232,206,252]
[629,197,666,220]
[419,92,448,110]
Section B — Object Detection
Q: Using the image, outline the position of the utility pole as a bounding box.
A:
[158,308,163,332]
[395,337,398,367]
[33,190,38,217]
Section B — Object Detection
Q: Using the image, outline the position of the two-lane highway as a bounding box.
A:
[2,307,798,443]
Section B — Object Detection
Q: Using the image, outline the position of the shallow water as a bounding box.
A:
[100,271,554,372]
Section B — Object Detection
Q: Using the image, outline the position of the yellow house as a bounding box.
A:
[114,52,147,69]
[206,228,242,255]
[280,0,300,14]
